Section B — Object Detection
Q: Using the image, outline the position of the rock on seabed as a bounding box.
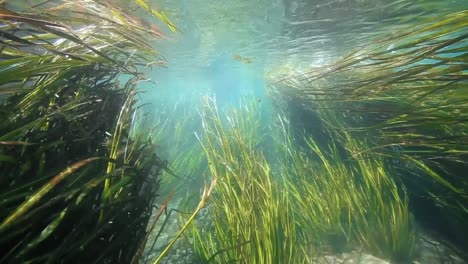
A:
[315,252,389,264]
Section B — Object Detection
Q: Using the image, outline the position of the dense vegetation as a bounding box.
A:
[1,1,466,263]
[266,7,468,250]
[0,1,175,262]
[181,7,467,264]
[268,8,468,258]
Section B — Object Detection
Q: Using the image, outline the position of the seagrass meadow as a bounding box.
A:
[0,0,178,263]
[1,0,467,264]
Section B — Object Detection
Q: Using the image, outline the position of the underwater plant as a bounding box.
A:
[191,97,309,264]
[145,95,208,198]
[0,0,180,262]
[187,96,414,263]
[138,95,213,263]
[268,8,467,257]
[274,114,415,262]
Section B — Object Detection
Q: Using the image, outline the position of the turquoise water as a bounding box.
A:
[137,1,467,263]
[134,0,468,263]
[1,1,466,263]
[139,0,467,167]
[141,0,466,107]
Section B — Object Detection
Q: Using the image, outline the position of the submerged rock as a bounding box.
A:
[315,252,389,264]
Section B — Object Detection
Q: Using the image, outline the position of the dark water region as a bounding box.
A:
[0,0,467,264]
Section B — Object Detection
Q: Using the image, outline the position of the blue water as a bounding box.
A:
[137,1,468,262]
[141,0,466,111]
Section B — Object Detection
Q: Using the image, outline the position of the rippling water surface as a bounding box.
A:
[139,0,466,107]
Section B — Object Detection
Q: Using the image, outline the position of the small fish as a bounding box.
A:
[232,54,252,64]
